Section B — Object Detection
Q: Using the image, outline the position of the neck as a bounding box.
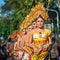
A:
[36,27,44,30]
[39,26,44,29]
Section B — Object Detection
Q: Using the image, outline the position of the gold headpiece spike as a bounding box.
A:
[20,2,49,31]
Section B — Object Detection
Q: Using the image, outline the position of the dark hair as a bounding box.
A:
[36,15,45,22]
[52,36,56,42]
[38,15,45,21]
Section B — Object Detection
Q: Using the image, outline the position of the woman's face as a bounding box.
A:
[36,17,44,28]
[27,25,33,32]
[32,22,37,29]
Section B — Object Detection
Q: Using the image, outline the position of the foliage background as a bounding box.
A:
[0,1,60,58]
[0,0,59,37]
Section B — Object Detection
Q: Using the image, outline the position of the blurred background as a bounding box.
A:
[0,0,60,60]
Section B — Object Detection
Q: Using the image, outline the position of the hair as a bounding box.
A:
[52,36,56,43]
[35,15,45,22]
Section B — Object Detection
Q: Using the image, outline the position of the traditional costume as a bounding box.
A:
[9,2,51,60]
[19,2,51,60]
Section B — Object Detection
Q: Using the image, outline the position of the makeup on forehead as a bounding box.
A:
[38,14,45,21]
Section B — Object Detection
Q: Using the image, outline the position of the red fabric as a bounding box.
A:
[58,45,60,48]
[28,55,32,60]
[39,14,42,17]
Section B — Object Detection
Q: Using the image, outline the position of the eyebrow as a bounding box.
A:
[37,20,44,22]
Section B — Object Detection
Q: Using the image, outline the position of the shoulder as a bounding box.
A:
[45,29,51,36]
[45,29,51,32]
[27,29,35,35]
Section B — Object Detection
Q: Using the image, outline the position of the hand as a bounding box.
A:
[34,48,38,53]
[22,47,28,53]
[43,45,48,51]
[34,47,41,54]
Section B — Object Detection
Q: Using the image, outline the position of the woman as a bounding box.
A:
[23,15,51,60]
[31,21,37,29]
[8,3,52,60]
[50,36,58,60]
[27,25,34,32]
[18,3,52,60]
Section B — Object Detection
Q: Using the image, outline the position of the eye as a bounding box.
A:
[33,23,35,25]
[37,20,43,23]
[41,21,44,22]
[37,21,40,22]
[32,22,36,25]
[29,28,31,29]
[32,28,34,29]
[33,23,36,25]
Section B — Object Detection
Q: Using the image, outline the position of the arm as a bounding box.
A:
[43,35,52,51]
[25,31,41,53]
[47,36,52,47]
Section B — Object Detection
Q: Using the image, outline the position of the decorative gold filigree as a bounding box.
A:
[20,2,49,31]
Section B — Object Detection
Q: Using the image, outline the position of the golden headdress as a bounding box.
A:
[20,2,49,31]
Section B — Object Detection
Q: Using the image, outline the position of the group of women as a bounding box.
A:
[8,3,53,60]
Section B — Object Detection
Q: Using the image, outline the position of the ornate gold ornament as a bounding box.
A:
[20,2,49,31]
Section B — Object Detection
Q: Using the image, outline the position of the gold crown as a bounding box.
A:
[20,2,49,31]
